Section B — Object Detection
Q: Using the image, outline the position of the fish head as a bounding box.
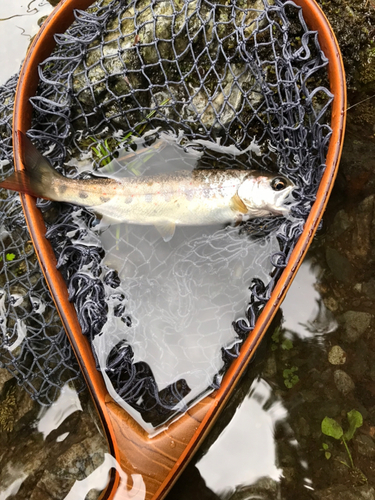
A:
[237,172,295,218]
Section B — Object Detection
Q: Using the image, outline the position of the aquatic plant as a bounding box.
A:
[321,410,367,482]
[283,366,299,388]
[0,253,16,262]
[321,442,331,460]
[271,327,294,351]
[90,97,170,167]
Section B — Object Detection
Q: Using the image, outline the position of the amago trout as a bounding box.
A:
[1,131,295,241]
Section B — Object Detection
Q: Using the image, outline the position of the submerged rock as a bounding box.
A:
[350,195,375,261]
[0,385,107,500]
[331,209,352,238]
[362,278,375,301]
[333,369,355,395]
[328,345,346,365]
[226,476,279,500]
[313,484,375,500]
[0,369,13,393]
[342,311,372,343]
[70,0,268,132]
[355,434,375,459]
[325,247,355,283]
[29,432,107,500]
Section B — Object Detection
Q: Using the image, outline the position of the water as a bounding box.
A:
[1,1,375,500]
[0,0,53,82]
[88,133,282,433]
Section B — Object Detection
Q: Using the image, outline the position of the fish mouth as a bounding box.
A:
[272,185,296,216]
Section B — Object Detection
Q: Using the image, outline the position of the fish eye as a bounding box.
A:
[271,177,288,191]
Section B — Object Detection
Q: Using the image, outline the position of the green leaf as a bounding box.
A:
[344,410,363,441]
[5,253,15,261]
[283,367,299,388]
[321,417,343,440]
[325,451,331,460]
[281,338,293,350]
[322,443,329,450]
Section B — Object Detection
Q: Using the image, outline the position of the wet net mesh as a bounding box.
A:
[0,77,85,404]
[0,0,333,425]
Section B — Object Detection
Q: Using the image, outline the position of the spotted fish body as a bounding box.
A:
[2,132,295,241]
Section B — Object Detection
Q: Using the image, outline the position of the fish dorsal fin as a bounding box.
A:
[154,222,176,242]
[230,193,248,214]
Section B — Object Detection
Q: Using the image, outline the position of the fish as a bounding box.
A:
[1,131,295,242]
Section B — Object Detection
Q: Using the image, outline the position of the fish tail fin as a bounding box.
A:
[0,131,62,200]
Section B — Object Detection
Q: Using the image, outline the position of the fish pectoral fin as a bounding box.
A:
[230,193,248,214]
[154,222,176,242]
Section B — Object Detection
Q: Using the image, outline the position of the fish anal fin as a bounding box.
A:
[230,193,248,214]
[154,222,176,242]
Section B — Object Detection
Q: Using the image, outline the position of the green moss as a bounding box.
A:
[0,386,17,433]
[317,0,375,91]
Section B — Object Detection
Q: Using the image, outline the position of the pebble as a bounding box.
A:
[262,354,277,379]
[324,296,339,312]
[342,311,372,343]
[328,345,347,365]
[333,369,355,395]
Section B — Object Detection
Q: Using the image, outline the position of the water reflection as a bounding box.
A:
[281,260,337,340]
[90,133,282,433]
[0,381,108,500]
[0,0,53,84]
[0,469,27,500]
[64,454,146,500]
[37,384,82,439]
[196,378,284,496]
[167,258,328,500]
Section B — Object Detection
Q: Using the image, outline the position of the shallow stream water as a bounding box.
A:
[1,1,375,500]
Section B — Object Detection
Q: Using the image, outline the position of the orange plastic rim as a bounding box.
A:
[12,1,346,499]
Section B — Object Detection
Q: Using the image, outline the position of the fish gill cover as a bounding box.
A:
[0,0,333,429]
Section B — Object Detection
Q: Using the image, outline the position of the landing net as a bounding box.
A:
[0,0,332,427]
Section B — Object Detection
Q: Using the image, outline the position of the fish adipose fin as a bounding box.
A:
[0,131,62,200]
[230,193,248,214]
[154,222,176,242]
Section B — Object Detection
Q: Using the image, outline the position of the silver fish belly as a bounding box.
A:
[89,170,248,225]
